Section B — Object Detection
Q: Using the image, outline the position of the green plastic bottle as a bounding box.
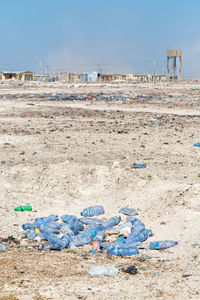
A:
[14,205,32,211]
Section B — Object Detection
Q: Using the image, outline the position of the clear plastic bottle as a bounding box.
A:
[119,207,138,216]
[80,206,105,217]
[0,244,7,251]
[89,266,118,276]
[149,240,178,250]
[107,246,138,256]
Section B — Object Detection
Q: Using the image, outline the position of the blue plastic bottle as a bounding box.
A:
[25,229,37,240]
[70,234,92,247]
[103,216,121,230]
[93,230,104,242]
[119,207,138,216]
[80,206,105,217]
[107,246,138,256]
[126,229,152,243]
[79,217,103,225]
[131,219,145,233]
[149,240,178,250]
[69,221,84,235]
[133,163,146,169]
[39,221,61,233]
[61,215,78,224]
[193,143,200,148]
[100,242,115,250]
[60,224,74,236]
[48,234,70,250]
[115,236,126,244]
[47,214,58,222]
[22,223,34,230]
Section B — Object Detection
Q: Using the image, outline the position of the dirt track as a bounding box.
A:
[0,81,200,299]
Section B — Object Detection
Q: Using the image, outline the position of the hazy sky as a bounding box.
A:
[0,0,200,77]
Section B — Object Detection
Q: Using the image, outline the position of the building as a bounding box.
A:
[17,71,34,81]
[2,72,17,80]
[80,72,98,82]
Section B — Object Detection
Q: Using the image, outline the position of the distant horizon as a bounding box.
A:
[1,0,200,78]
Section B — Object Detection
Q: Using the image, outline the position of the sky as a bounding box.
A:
[0,0,200,77]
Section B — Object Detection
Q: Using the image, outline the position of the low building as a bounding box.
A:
[17,71,34,81]
[2,72,17,80]
[80,72,98,82]
[98,74,113,82]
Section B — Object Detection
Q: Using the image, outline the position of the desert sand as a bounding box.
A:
[0,80,200,299]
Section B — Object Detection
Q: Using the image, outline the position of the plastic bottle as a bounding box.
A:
[100,242,115,249]
[25,229,37,240]
[193,143,200,148]
[115,236,126,244]
[126,229,152,243]
[39,221,61,233]
[89,266,118,276]
[132,164,146,169]
[14,205,32,211]
[131,219,145,233]
[107,246,138,256]
[70,224,101,246]
[69,221,84,235]
[149,240,178,250]
[70,234,92,247]
[48,234,70,250]
[0,244,7,251]
[80,206,105,217]
[47,214,58,222]
[22,223,34,230]
[103,216,121,230]
[126,216,137,222]
[93,230,104,242]
[79,217,103,225]
[61,215,78,224]
[60,224,74,236]
[119,207,138,216]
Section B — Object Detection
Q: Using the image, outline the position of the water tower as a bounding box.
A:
[167,49,182,80]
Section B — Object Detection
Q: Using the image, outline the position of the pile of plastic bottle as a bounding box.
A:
[21,206,178,256]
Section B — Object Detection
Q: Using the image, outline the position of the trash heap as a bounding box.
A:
[21,206,178,256]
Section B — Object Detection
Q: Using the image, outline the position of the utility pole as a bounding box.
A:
[153,60,156,75]
[39,60,42,75]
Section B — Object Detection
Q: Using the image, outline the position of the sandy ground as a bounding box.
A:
[0,81,200,299]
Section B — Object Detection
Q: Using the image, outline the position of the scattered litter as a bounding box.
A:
[20,206,178,255]
[0,244,7,251]
[149,240,178,250]
[14,205,32,211]
[89,265,118,276]
[133,164,146,169]
[122,265,138,275]
[192,243,200,247]
[193,143,200,147]
[119,207,138,216]
[182,274,192,278]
